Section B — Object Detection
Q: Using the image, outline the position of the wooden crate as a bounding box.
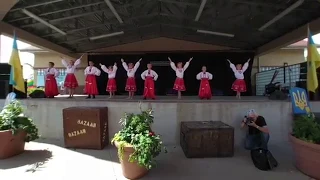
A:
[180,121,234,158]
[63,107,108,149]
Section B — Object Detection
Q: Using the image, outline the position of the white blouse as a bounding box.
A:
[196,72,213,80]
[101,65,117,79]
[84,66,101,76]
[44,68,59,77]
[170,62,190,78]
[230,62,249,80]
[62,58,81,74]
[141,69,158,81]
[122,62,140,78]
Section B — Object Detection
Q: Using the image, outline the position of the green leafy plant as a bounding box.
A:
[0,100,39,142]
[111,107,166,169]
[292,114,320,144]
[27,86,44,95]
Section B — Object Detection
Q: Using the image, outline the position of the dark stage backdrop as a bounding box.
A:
[88,52,255,96]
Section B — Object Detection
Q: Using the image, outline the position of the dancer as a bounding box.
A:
[61,54,84,98]
[196,66,213,99]
[84,61,101,99]
[141,63,158,100]
[122,58,141,99]
[44,62,59,98]
[100,62,117,98]
[227,59,250,99]
[168,57,193,99]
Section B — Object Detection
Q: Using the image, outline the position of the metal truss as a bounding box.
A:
[3,0,320,52]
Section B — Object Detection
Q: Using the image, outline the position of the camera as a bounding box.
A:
[244,116,254,124]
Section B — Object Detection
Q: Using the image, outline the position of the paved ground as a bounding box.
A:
[0,139,311,180]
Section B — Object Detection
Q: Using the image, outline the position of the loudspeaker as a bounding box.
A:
[0,63,11,75]
[269,90,288,100]
[0,80,10,98]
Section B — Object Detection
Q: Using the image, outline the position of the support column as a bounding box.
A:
[0,33,2,63]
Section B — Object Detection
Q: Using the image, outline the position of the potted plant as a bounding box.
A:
[111,107,166,180]
[289,113,320,179]
[0,100,39,159]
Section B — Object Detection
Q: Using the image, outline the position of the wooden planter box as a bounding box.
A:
[290,134,320,180]
[63,107,108,149]
[0,130,26,159]
[180,121,234,158]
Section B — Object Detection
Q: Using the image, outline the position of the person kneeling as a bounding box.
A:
[241,109,269,150]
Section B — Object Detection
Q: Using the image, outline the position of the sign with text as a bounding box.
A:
[289,87,311,114]
[63,107,108,149]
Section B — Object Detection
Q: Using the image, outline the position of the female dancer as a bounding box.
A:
[122,58,142,99]
[84,61,101,99]
[100,62,117,98]
[168,57,192,99]
[141,63,158,100]
[196,66,213,99]
[227,59,250,99]
[44,62,59,98]
[61,54,84,98]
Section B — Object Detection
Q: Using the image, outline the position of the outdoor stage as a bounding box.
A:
[1,95,320,147]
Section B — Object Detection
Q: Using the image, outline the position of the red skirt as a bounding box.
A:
[45,74,59,97]
[232,79,247,92]
[173,78,186,91]
[107,78,117,92]
[85,75,99,95]
[125,77,136,92]
[199,78,212,99]
[143,77,155,99]
[64,73,78,89]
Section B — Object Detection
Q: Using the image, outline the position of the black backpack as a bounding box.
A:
[250,148,278,171]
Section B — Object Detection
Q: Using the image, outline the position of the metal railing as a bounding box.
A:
[255,62,306,96]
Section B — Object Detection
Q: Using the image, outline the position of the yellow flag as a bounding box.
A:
[9,34,25,93]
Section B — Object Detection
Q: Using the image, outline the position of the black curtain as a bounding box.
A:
[88,52,255,96]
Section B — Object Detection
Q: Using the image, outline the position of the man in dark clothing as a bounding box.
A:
[241,109,270,150]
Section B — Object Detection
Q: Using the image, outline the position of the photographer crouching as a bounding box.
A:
[241,109,270,150]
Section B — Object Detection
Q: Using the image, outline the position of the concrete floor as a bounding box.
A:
[0,139,312,180]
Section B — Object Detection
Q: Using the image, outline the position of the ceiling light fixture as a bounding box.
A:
[197,29,234,37]
[21,9,67,35]
[195,0,208,21]
[258,0,304,31]
[104,0,123,23]
[89,31,124,41]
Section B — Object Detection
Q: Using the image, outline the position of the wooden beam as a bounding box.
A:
[0,22,77,58]
[256,17,320,56]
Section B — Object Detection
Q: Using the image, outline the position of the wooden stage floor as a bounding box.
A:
[25,95,288,103]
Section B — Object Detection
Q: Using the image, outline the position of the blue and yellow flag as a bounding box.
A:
[9,34,25,93]
[307,28,320,93]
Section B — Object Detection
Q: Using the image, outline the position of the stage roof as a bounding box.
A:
[1,0,320,55]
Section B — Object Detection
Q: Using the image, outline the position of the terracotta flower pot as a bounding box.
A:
[289,134,320,179]
[0,130,26,159]
[114,141,148,180]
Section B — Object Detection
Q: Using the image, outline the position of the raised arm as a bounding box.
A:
[183,62,190,71]
[242,59,250,72]
[121,59,128,71]
[133,61,140,72]
[168,57,176,71]
[74,58,81,67]
[113,63,118,73]
[141,70,147,80]
[153,70,159,81]
[100,64,109,73]
[227,59,236,73]
[61,59,68,68]
[196,72,201,80]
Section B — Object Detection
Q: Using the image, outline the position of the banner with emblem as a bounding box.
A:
[289,87,311,114]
